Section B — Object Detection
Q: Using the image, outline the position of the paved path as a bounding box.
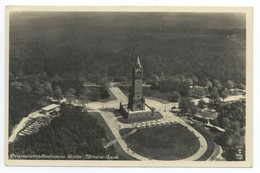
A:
[96,110,150,160]
[86,86,209,161]
[108,87,128,104]
[87,100,120,110]
[105,129,137,148]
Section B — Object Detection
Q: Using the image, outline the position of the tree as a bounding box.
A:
[52,74,63,83]
[187,78,193,86]
[178,81,190,96]
[38,72,48,82]
[32,81,44,98]
[78,73,87,83]
[222,117,231,129]
[211,86,220,100]
[101,89,110,99]
[225,135,233,147]
[221,88,229,102]
[22,82,32,94]
[78,94,87,106]
[53,86,63,101]
[190,87,205,98]
[191,75,198,86]
[89,89,99,101]
[77,88,87,106]
[213,79,222,90]
[150,74,160,89]
[179,98,198,116]
[237,83,246,90]
[66,88,76,104]
[190,105,199,115]
[198,99,207,109]
[99,74,109,87]
[226,80,234,90]
[179,98,191,114]
[42,82,53,97]
[151,74,160,82]
[114,76,128,82]
[206,81,213,88]
[168,91,180,102]
[200,77,209,87]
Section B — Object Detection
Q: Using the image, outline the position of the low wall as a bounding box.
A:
[120,104,153,119]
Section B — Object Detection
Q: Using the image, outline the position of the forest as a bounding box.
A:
[211,101,246,161]
[9,104,118,159]
[9,71,110,134]
[10,12,246,85]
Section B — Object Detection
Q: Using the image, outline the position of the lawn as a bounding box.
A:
[122,124,200,160]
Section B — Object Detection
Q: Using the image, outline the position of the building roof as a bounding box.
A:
[135,56,142,68]
[41,104,59,111]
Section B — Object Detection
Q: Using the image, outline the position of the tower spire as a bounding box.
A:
[135,56,142,67]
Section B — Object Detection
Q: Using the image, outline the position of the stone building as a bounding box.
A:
[128,56,145,111]
[120,57,152,119]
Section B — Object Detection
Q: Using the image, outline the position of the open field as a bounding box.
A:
[122,124,200,160]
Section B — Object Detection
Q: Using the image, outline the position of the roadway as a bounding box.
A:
[86,86,209,161]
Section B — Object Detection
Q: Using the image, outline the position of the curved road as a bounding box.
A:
[86,86,208,161]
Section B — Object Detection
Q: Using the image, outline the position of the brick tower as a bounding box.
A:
[128,56,145,111]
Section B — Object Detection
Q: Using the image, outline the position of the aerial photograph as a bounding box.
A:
[7,10,247,163]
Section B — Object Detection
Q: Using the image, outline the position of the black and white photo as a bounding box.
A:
[5,6,253,167]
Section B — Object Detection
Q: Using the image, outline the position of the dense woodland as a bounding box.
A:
[9,104,117,158]
[211,101,246,161]
[10,12,245,84]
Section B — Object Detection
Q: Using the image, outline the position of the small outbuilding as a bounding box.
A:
[40,104,60,115]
